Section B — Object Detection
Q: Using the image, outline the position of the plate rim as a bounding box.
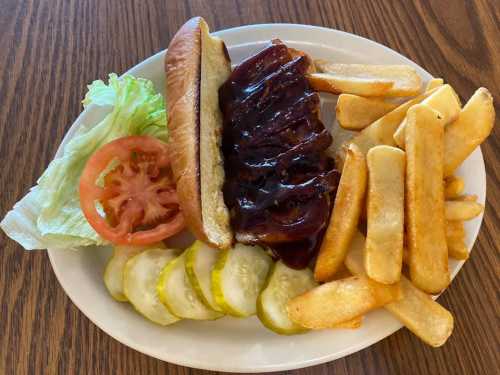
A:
[47,23,486,372]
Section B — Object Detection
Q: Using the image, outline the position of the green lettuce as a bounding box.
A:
[1,74,168,249]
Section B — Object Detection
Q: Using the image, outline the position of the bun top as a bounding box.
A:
[166,17,203,243]
[166,17,233,249]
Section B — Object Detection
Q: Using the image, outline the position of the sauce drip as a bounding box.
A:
[219,40,339,269]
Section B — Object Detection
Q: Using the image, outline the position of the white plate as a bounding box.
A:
[48,24,486,372]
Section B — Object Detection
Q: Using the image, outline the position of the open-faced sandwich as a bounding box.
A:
[166,17,339,269]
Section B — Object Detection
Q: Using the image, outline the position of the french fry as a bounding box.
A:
[334,316,363,329]
[393,85,461,148]
[348,87,439,156]
[444,175,465,199]
[308,73,394,97]
[365,146,405,284]
[345,231,454,347]
[315,144,368,282]
[331,263,354,280]
[444,88,495,176]
[405,104,449,294]
[336,94,398,130]
[287,275,400,329]
[457,194,478,202]
[446,220,465,240]
[425,78,444,91]
[329,128,358,170]
[445,200,483,220]
[445,221,468,260]
[314,61,422,97]
[387,278,454,347]
[447,239,469,260]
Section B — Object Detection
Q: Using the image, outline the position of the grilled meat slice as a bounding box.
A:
[219,40,339,269]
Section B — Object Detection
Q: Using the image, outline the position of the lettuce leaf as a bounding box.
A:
[1,74,168,249]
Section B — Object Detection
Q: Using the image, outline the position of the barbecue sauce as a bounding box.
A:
[219,40,339,269]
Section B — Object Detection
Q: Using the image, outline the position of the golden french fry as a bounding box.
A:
[315,144,368,282]
[457,194,478,202]
[388,277,454,347]
[447,242,468,260]
[445,221,468,260]
[444,88,495,176]
[308,73,394,97]
[425,78,444,91]
[344,231,374,275]
[334,316,363,329]
[345,231,454,347]
[446,220,465,240]
[405,104,449,294]
[314,61,422,97]
[393,85,461,148]
[287,275,400,329]
[444,175,465,199]
[447,238,469,260]
[336,94,398,130]
[445,200,483,220]
[365,146,405,284]
[329,129,358,170]
[331,263,354,280]
[348,87,439,156]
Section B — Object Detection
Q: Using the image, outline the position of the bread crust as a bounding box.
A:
[165,17,233,248]
[166,17,206,242]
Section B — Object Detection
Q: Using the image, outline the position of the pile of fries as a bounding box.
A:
[287,61,495,347]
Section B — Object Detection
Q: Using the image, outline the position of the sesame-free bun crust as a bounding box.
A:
[166,17,233,249]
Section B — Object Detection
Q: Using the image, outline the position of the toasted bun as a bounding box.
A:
[166,17,233,249]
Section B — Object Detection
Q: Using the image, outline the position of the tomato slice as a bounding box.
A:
[79,135,185,245]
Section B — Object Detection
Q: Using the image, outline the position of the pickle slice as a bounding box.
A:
[185,241,224,312]
[104,243,165,302]
[123,248,180,326]
[157,252,223,320]
[257,261,318,334]
[212,243,272,317]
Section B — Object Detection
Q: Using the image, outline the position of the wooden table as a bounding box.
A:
[0,1,498,374]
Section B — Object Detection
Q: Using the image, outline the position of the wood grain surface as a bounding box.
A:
[0,0,498,374]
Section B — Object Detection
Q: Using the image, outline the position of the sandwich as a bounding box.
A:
[166,18,338,267]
